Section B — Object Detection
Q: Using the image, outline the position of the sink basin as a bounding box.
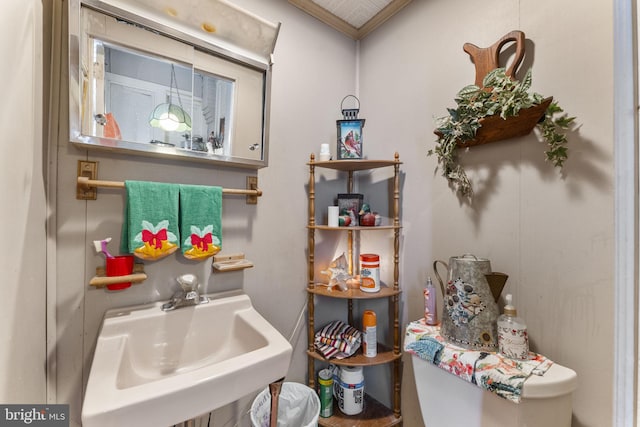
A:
[81,290,292,427]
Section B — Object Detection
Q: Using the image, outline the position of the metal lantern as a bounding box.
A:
[336,95,365,159]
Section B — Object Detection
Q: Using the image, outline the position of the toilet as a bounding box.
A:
[411,352,577,427]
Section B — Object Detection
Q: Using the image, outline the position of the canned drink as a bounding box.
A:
[318,369,334,417]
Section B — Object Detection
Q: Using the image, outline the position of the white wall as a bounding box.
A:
[0,0,46,403]
[358,1,614,426]
[48,1,615,427]
[53,0,357,425]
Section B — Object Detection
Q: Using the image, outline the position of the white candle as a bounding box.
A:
[319,144,331,161]
[328,206,339,227]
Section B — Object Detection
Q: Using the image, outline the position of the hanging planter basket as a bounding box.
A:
[429,30,575,198]
[451,96,552,148]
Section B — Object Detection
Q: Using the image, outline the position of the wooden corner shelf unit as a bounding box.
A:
[306,153,403,426]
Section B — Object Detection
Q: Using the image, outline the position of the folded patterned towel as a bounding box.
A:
[405,336,444,364]
[404,319,554,403]
[314,320,361,359]
[121,181,180,261]
[179,184,222,260]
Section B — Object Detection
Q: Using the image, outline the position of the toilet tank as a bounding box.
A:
[411,355,577,427]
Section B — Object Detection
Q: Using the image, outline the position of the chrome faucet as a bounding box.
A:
[161,274,209,311]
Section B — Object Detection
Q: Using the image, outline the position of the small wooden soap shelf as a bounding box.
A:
[212,253,254,272]
[89,264,147,287]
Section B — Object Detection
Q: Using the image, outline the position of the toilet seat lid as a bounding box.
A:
[522,363,577,399]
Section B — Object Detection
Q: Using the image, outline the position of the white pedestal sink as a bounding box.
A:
[81,290,292,427]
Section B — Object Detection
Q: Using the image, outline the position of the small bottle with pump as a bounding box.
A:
[424,277,438,325]
[497,294,529,360]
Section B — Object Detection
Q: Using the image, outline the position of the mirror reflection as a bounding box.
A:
[70,2,276,168]
[92,40,234,155]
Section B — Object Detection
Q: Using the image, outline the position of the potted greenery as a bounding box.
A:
[429,67,575,198]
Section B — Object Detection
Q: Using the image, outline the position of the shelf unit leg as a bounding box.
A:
[307,292,316,388]
[393,153,402,421]
[394,358,403,419]
[307,155,316,388]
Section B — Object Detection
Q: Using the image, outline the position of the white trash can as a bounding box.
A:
[250,382,320,427]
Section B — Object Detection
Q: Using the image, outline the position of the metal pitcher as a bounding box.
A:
[433,254,508,351]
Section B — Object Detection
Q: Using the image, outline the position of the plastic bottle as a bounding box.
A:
[362,310,377,357]
[336,366,364,415]
[360,254,380,292]
[424,277,438,325]
[497,294,529,360]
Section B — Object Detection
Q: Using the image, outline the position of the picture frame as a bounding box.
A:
[336,119,365,159]
[337,193,363,226]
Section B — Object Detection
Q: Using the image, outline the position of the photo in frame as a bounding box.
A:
[336,119,365,159]
[337,193,363,226]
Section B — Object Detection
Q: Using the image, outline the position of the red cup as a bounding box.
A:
[105,255,134,291]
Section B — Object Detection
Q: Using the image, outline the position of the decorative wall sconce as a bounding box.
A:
[336,95,365,159]
[149,64,192,132]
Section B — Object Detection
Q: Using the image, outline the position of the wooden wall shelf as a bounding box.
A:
[450,97,553,148]
[307,344,401,366]
[90,264,146,287]
[319,395,402,427]
[310,223,401,231]
[434,31,553,148]
[212,253,253,272]
[307,285,400,299]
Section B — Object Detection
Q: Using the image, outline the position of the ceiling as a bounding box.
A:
[288,0,412,40]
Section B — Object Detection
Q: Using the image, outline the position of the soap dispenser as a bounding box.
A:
[497,294,529,360]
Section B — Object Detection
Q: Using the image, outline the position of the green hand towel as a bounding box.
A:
[179,184,222,260]
[121,181,180,260]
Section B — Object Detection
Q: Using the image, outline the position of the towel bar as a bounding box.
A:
[77,176,263,204]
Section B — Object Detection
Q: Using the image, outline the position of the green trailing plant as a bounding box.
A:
[428,67,576,198]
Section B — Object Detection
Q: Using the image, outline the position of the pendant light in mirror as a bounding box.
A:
[149,64,192,132]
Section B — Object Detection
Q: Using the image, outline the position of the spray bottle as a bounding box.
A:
[362,310,377,357]
[424,277,438,325]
